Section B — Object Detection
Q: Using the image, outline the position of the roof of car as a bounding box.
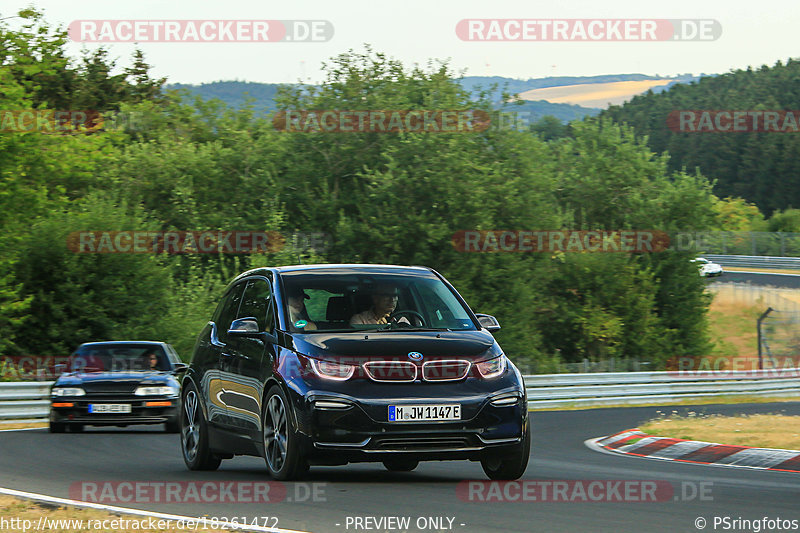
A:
[274,264,431,273]
[78,341,167,347]
[231,264,434,284]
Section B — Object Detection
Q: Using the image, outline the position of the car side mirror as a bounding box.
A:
[228,318,278,344]
[475,313,501,332]
[228,317,261,336]
[171,362,188,374]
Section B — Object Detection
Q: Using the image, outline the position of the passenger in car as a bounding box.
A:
[144,350,161,371]
[349,284,409,325]
[287,287,317,330]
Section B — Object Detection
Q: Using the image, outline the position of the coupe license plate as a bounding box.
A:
[88,404,132,414]
[388,404,460,422]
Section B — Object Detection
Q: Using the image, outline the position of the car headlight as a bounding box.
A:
[134,385,179,396]
[476,355,506,379]
[51,387,85,397]
[309,359,355,381]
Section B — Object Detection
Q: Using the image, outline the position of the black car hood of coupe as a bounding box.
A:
[288,330,501,363]
[54,371,174,386]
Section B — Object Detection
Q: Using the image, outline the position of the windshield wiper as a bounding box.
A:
[375,324,452,332]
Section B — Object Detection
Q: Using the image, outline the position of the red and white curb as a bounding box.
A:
[590,428,800,473]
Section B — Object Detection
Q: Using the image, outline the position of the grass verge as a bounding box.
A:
[0,422,48,431]
[529,394,800,412]
[0,495,229,533]
[639,412,800,449]
[722,267,800,275]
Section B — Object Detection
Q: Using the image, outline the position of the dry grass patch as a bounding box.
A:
[0,422,48,431]
[0,495,230,533]
[517,79,674,108]
[640,412,800,449]
[530,394,800,411]
[706,290,762,362]
[723,266,800,275]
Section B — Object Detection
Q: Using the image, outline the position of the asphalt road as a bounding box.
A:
[2,403,800,533]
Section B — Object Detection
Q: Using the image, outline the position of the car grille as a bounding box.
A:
[81,382,138,394]
[363,361,417,382]
[421,360,470,381]
[373,436,472,450]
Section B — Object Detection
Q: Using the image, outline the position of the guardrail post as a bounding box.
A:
[757,307,774,370]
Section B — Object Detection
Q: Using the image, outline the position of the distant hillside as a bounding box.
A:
[458,73,698,97]
[603,59,800,214]
[167,74,702,125]
[168,74,698,124]
[168,81,283,116]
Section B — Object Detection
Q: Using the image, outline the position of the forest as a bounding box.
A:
[1,10,780,372]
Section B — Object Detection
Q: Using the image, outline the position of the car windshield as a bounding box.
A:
[281,269,477,333]
[68,344,168,372]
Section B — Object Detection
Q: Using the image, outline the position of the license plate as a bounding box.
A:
[88,404,132,414]
[388,404,460,422]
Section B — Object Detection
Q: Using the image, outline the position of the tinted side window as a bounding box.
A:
[238,278,273,332]
[217,283,245,340]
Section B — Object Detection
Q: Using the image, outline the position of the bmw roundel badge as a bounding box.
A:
[408,352,423,361]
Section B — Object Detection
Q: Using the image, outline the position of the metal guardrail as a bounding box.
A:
[2,370,800,420]
[704,255,800,270]
[522,369,800,409]
[0,382,52,423]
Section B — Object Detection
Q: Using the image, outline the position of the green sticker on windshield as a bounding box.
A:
[294,320,308,328]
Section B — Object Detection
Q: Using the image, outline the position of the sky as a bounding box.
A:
[2,0,797,85]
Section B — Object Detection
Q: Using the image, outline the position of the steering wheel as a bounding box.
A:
[389,310,426,327]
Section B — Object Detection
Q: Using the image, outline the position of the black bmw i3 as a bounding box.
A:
[180,264,530,480]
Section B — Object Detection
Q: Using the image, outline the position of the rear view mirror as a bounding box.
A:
[475,313,501,332]
[171,362,188,374]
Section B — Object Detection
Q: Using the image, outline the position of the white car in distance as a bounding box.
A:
[692,257,724,277]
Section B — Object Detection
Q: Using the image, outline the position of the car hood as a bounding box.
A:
[289,330,502,363]
[55,371,173,386]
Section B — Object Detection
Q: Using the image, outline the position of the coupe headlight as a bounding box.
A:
[51,387,85,397]
[309,359,355,381]
[476,355,507,379]
[134,385,179,396]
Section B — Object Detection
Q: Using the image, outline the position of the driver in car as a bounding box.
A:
[349,284,411,325]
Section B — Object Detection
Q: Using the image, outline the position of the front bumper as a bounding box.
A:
[287,378,527,463]
[50,395,179,426]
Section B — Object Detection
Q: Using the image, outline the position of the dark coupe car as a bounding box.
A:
[50,341,187,433]
[181,264,530,480]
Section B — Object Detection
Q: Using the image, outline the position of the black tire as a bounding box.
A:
[481,421,530,480]
[382,459,419,472]
[165,417,180,433]
[181,383,221,471]
[262,385,307,480]
[49,421,65,433]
